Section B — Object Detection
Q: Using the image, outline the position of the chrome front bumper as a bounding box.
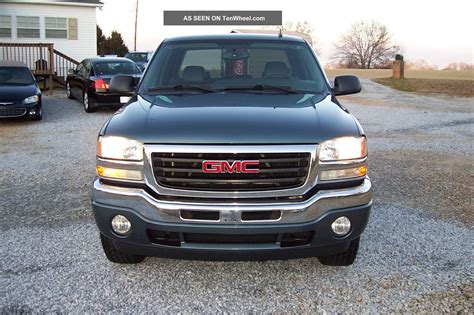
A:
[92,178,372,225]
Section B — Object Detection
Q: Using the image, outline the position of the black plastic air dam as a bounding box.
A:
[93,201,371,261]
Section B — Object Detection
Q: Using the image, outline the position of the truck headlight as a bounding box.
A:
[319,136,367,161]
[23,95,39,104]
[97,136,143,161]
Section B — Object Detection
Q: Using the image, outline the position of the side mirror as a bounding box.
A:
[35,76,45,83]
[110,75,136,95]
[333,75,362,96]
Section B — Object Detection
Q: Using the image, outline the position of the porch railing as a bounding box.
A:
[0,43,79,94]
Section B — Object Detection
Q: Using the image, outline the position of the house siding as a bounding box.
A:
[0,2,97,62]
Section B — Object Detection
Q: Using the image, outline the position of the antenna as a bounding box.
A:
[134,0,139,51]
[278,28,282,38]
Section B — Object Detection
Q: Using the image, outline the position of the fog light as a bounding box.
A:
[29,109,36,115]
[331,216,351,236]
[111,215,131,235]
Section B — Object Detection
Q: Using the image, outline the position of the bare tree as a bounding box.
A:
[261,21,318,51]
[280,21,314,36]
[443,62,474,71]
[331,20,399,69]
[406,59,437,71]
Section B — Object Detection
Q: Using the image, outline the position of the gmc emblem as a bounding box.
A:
[202,160,260,174]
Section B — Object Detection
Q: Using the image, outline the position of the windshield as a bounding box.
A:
[125,52,149,63]
[140,40,328,95]
[0,67,35,85]
[93,61,141,76]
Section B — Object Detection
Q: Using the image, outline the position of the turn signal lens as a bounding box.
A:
[358,165,367,177]
[96,166,143,180]
[320,165,367,181]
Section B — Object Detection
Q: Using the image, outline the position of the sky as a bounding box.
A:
[96,0,474,68]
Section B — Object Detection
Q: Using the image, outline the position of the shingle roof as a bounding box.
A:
[0,0,103,6]
[57,0,103,4]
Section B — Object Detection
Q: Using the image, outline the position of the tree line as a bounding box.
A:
[97,26,129,57]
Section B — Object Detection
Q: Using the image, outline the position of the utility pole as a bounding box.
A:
[134,0,139,51]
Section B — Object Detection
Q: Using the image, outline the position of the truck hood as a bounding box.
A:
[103,92,361,144]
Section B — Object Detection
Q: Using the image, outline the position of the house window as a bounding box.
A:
[45,17,68,39]
[17,16,40,38]
[0,16,12,38]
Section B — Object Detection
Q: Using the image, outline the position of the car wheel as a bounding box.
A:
[100,234,146,264]
[317,237,360,266]
[31,108,42,121]
[83,91,95,113]
[66,82,73,99]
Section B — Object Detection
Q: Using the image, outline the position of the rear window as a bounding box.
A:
[0,67,34,85]
[125,52,149,63]
[141,40,327,94]
[93,61,141,76]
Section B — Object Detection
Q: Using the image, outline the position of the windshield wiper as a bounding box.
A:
[146,85,217,94]
[222,84,300,94]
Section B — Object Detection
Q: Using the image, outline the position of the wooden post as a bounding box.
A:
[48,44,54,95]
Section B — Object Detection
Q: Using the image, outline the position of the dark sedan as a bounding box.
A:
[66,58,141,113]
[0,61,43,121]
[124,51,153,71]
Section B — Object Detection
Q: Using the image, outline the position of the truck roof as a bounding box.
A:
[163,33,307,44]
[89,57,134,64]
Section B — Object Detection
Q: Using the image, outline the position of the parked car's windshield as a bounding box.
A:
[125,52,149,63]
[0,67,35,85]
[140,40,328,95]
[93,61,141,76]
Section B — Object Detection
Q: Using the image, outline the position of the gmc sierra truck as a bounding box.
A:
[92,34,372,265]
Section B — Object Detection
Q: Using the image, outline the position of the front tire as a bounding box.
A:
[100,234,146,264]
[66,82,73,99]
[318,237,360,266]
[83,91,95,113]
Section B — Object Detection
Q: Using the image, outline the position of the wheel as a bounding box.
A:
[83,91,95,113]
[31,108,42,121]
[66,82,73,99]
[100,234,146,264]
[318,237,360,266]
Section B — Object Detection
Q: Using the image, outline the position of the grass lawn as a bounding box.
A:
[325,69,474,80]
[373,78,474,97]
[325,69,474,97]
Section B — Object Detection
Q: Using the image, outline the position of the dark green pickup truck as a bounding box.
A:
[92,34,372,265]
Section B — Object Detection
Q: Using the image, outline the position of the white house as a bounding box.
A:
[0,0,103,62]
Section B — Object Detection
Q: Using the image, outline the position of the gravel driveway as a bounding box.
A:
[1,81,473,312]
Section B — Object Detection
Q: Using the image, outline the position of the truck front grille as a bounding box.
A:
[151,152,311,191]
[0,108,26,118]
